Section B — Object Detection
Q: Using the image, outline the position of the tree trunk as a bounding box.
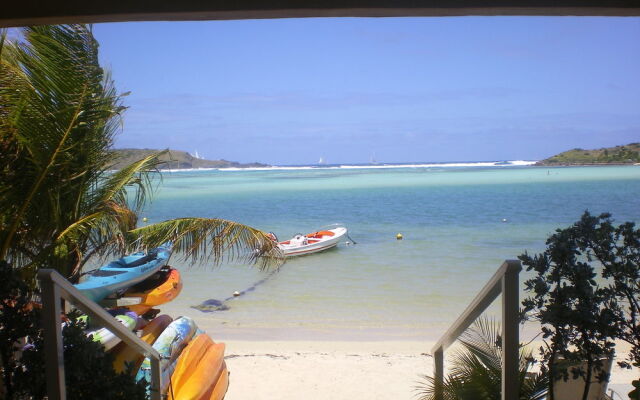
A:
[548,353,556,400]
[581,358,593,400]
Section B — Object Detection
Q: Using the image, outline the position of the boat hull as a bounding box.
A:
[136,316,198,393]
[278,227,347,257]
[169,333,215,398]
[75,247,171,303]
[122,267,183,315]
[112,314,173,374]
[86,314,137,351]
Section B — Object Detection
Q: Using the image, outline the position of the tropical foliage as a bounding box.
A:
[521,211,640,400]
[0,25,283,285]
[536,143,640,165]
[416,317,548,400]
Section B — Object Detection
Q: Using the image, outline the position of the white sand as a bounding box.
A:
[219,340,637,400]
[223,341,434,400]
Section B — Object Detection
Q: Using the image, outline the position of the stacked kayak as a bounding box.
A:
[136,316,199,392]
[75,246,171,303]
[85,313,137,351]
[111,314,173,373]
[168,334,228,400]
[119,266,183,315]
[118,316,229,399]
[74,247,229,399]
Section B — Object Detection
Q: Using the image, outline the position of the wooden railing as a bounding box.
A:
[37,269,163,400]
[431,259,522,400]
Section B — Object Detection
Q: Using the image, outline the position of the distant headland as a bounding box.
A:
[111,148,269,170]
[536,143,640,166]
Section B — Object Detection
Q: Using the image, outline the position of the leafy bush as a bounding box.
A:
[521,211,640,400]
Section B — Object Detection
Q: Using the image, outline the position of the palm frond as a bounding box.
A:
[92,152,165,212]
[416,374,480,400]
[0,25,125,278]
[1,84,87,259]
[416,316,548,400]
[459,317,503,372]
[127,218,285,270]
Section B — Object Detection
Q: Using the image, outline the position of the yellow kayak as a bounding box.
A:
[170,342,226,400]
[112,314,173,374]
[204,362,229,400]
[168,333,214,397]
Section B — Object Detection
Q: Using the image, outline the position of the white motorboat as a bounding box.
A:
[275,226,348,257]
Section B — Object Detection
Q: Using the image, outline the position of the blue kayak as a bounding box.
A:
[75,247,171,303]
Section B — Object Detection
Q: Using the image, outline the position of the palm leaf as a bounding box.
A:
[0,84,87,259]
[0,25,126,277]
[416,316,548,400]
[127,218,285,270]
[92,152,166,212]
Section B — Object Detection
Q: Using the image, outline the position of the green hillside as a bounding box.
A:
[110,148,268,170]
[536,143,640,166]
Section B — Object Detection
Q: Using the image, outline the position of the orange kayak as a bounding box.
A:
[112,314,173,374]
[168,333,214,398]
[170,342,225,400]
[204,362,229,400]
[123,267,183,315]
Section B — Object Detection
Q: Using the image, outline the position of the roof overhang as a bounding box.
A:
[2,1,640,28]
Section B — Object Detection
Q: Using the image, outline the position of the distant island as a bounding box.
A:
[111,148,269,170]
[536,143,640,166]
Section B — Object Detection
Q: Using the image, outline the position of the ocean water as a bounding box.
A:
[150,165,640,341]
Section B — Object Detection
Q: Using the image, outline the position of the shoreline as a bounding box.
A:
[159,160,538,172]
[157,161,640,173]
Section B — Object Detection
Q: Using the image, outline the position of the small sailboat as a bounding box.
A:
[274,225,348,257]
[370,152,378,165]
[318,156,325,165]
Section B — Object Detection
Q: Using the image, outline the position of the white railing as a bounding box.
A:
[431,259,522,400]
[37,269,163,400]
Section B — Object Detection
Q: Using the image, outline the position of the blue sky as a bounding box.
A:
[93,17,640,165]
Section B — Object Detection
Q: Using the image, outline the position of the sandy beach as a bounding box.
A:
[217,339,637,399]
[222,340,433,400]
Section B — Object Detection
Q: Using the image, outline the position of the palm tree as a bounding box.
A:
[0,25,283,284]
[416,317,548,400]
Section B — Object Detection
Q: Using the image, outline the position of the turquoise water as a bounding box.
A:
[150,165,640,341]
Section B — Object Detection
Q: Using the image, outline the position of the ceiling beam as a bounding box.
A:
[2,1,640,28]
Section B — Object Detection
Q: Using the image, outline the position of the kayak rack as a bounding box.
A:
[38,269,163,400]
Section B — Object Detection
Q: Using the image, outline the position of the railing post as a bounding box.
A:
[432,260,521,400]
[501,260,520,400]
[433,347,444,400]
[150,357,162,400]
[40,275,66,400]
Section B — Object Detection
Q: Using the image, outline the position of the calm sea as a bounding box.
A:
[150,164,640,341]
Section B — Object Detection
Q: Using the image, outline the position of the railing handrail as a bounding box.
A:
[432,259,521,353]
[431,259,522,400]
[37,269,163,400]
